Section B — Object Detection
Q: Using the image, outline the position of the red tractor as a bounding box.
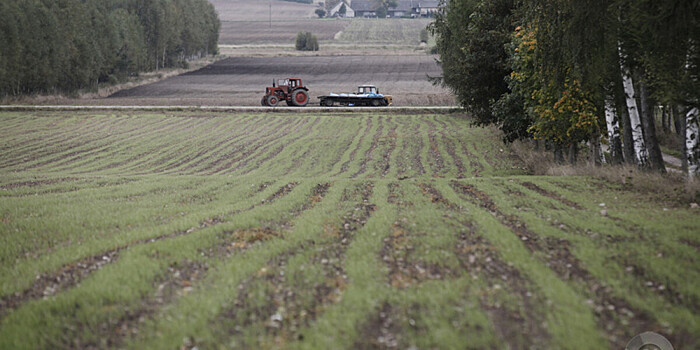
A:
[260,77,310,107]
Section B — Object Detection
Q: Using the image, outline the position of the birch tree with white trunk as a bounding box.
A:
[619,44,649,167]
[686,107,699,177]
[604,98,624,164]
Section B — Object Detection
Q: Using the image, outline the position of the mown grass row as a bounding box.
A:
[0,112,522,179]
[1,177,698,349]
[0,111,698,349]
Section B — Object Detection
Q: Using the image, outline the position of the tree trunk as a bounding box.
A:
[673,106,683,136]
[661,106,669,132]
[680,107,688,172]
[687,107,699,177]
[589,137,605,165]
[597,138,606,164]
[554,145,565,164]
[619,100,635,163]
[636,75,666,172]
[605,99,624,164]
[619,47,649,167]
[568,143,578,165]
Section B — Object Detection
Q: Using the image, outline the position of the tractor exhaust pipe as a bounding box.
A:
[272,79,276,87]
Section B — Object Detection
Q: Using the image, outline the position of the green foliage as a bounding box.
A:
[295,31,319,51]
[0,0,220,96]
[529,79,601,145]
[430,0,526,141]
[315,8,326,18]
[432,0,697,154]
[610,0,699,107]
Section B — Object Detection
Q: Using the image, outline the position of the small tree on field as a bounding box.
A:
[315,8,326,18]
[305,34,319,51]
[419,28,429,43]
[295,32,319,51]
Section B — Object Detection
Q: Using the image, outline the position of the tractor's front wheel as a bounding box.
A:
[266,95,280,107]
[291,90,309,107]
[261,97,267,106]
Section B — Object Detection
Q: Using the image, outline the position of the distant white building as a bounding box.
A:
[350,0,441,18]
[329,0,354,17]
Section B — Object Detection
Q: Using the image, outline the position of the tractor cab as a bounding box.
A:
[357,85,379,94]
[274,78,303,92]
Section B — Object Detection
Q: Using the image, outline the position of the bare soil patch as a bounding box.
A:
[103,55,452,106]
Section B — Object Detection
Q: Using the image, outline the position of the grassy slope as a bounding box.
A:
[0,111,697,349]
[337,18,432,45]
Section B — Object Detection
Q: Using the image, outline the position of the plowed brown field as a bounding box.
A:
[107,55,454,106]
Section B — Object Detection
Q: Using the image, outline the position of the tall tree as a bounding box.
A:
[430,0,528,142]
[0,0,219,97]
[604,98,624,164]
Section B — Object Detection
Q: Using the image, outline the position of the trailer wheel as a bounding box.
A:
[371,99,380,107]
[292,90,309,107]
[266,95,279,107]
[323,99,334,107]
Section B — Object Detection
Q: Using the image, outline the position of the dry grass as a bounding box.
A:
[512,140,700,205]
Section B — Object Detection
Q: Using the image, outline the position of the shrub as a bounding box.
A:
[315,9,326,18]
[295,32,319,51]
[420,28,429,43]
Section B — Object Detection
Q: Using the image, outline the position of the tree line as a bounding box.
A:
[430,0,699,177]
[0,0,220,96]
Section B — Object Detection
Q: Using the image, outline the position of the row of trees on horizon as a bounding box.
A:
[0,0,220,96]
[430,0,699,177]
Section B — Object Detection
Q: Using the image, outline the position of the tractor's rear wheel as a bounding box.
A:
[291,90,309,107]
[266,95,280,107]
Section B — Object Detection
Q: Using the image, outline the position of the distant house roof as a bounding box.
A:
[330,0,354,17]
[351,0,441,14]
[350,0,374,12]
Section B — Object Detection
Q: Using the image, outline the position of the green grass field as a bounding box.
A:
[337,19,432,45]
[0,111,698,349]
